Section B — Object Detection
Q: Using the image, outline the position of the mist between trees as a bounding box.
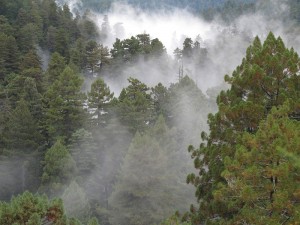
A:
[0,0,300,225]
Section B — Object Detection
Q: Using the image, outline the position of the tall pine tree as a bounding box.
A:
[44,66,85,143]
[187,32,300,223]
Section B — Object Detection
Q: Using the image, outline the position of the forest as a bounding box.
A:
[0,0,299,224]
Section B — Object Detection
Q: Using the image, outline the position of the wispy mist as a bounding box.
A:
[96,3,219,54]
[44,0,300,222]
[81,0,299,93]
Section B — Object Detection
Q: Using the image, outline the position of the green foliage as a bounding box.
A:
[20,49,43,92]
[110,34,166,63]
[68,128,97,178]
[109,115,194,225]
[46,52,66,85]
[187,33,300,223]
[0,0,105,223]
[0,191,97,225]
[0,15,14,35]
[3,1,300,224]
[0,191,48,225]
[54,28,70,59]
[174,37,208,68]
[87,217,99,225]
[118,77,155,132]
[18,23,41,52]
[88,78,114,127]
[85,40,110,76]
[6,98,42,152]
[161,214,192,225]
[78,14,99,40]
[87,113,133,223]
[216,104,300,224]
[167,76,212,146]
[21,77,42,118]
[182,38,193,58]
[41,140,76,195]
[61,181,90,220]
[0,33,20,80]
[44,66,86,142]
[151,82,169,116]
[150,38,166,56]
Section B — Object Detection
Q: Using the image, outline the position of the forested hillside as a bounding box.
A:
[57,0,256,20]
[74,0,255,11]
[0,0,299,225]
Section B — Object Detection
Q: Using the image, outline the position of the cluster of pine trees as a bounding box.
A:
[0,1,214,224]
[0,0,300,225]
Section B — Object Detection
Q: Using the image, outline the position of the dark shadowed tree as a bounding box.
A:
[6,98,42,153]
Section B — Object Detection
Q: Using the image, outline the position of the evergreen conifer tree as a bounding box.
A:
[41,140,76,195]
[6,98,42,152]
[88,78,113,127]
[187,32,300,223]
[44,66,85,142]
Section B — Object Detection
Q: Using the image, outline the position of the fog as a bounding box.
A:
[79,0,299,94]
[1,0,299,224]
[55,0,300,223]
[95,3,219,54]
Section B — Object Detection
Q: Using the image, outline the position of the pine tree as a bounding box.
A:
[0,34,20,80]
[68,128,98,178]
[20,49,43,92]
[22,77,42,116]
[6,36,20,74]
[6,98,42,152]
[88,78,113,126]
[41,140,76,196]
[18,23,41,53]
[110,38,124,59]
[0,90,11,152]
[85,41,109,76]
[61,181,90,220]
[182,38,193,59]
[54,28,70,59]
[151,82,169,116]
[137,33,151,54]
[0,191,83,225]
[150,38,166,57]
[44,66,85,142]
[117,77,154,132]
[215,103,300,224]
[5,74,27,109]
[46,52,66,85]
[187,32,300,223]
[70,38,86,71]
[167,76,211,146]
[109,115,194,225]
[0,15,14,35]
